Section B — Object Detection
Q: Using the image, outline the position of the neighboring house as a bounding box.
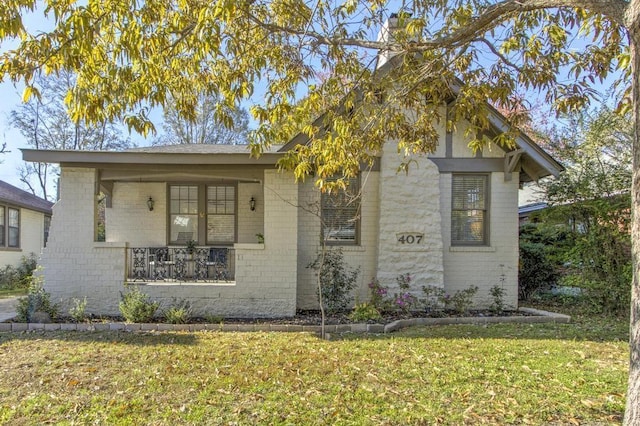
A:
[519,202,549,225]
[20,20,563,318]
[0,180,53,267]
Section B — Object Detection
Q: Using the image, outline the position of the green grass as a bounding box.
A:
[0,306,630,425]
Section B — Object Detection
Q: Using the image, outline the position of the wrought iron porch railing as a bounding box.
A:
[127,247,235,282]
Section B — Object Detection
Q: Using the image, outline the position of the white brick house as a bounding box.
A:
[21,105,562,317]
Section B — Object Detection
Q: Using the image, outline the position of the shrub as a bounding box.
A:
[0,253,38,290]
[16,280,58,323]
[368,278,389,311]
[392,273,418,313]
[564,227,631,316]
[349,302,382,322]
[308,249,360,314]
[68,297,88,322]
[444,286,478,315]
[519,241,557,300]
[489,285,506,314]
[164,300,193,324]
[119,287,159,323]
[422,285,446,312]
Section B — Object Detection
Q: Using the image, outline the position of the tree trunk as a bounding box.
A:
[625,20,640,426]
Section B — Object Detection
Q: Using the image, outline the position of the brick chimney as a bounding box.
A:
[376,12,410,69]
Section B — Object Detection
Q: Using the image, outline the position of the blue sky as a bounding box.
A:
[0,3,626,197]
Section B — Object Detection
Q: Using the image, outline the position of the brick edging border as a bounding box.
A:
[0,308,570,334]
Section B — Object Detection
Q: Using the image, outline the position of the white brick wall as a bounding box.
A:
[376,141,445,297]
[41,168,126,314]
[237,182,264,243]
[107,182,166,246]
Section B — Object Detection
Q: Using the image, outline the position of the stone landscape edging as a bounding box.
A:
[0,307,570,334]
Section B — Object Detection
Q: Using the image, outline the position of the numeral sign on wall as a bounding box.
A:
[396,233,424,245]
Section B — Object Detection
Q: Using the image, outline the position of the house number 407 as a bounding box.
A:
[397,233,424,244]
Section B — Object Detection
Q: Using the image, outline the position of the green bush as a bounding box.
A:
[349,302,382,322]
[422,285,446,312]
[164,299,193,324]
[16,280,58,323]
[566,227,631,316]
[0,253,38,290]
[519,241,557,301]
[489,285,506,314]
[68,297,88,322]
[119,288,159,323]
[308,249,360,314]
[444,286,479,315]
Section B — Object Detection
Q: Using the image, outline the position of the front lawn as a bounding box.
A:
[0,308,629,425]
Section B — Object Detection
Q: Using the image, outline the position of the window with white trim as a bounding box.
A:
[0,205,20,248]
[451,174,488,245]
[321,176,360,245]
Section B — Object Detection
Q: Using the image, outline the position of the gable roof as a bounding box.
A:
[0,180,53,214]
[279,54,563,183]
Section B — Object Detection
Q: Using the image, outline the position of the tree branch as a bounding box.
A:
[245,0,628,53]
[474,37,525,73]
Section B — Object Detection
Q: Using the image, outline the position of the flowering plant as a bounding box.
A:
[368,278,389,310]
[393,274,417,313]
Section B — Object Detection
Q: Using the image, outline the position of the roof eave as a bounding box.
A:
[21,149,282,166]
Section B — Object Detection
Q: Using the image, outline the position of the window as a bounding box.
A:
[451,174,488,245]
[207,185,235,244]
[169,185,199,244]
[321,176,360,244]
[0,206,4,247]
[44,215,51,247]
[8,208,19,247]
[169,184,236,245]
[0,206,20,248]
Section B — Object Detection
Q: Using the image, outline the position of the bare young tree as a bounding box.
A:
[9,71,132,200]
[154,92,250,145]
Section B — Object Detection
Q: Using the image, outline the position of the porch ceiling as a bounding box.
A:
[98,166,265,183]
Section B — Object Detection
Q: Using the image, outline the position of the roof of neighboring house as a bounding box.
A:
[518,202,548,216]
[0,180,54,215]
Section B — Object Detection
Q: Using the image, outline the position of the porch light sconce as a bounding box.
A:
[250,197,256,211]
[147,196,155,212]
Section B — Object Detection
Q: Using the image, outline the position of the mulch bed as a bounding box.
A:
[4,309,533,325]
[198,309,532,326]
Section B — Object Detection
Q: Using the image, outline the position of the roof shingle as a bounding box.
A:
[0,180,53,214]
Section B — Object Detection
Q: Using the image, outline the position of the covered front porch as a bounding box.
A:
[23,145,301,317]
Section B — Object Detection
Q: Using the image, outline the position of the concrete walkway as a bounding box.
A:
[0,297,19,322]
